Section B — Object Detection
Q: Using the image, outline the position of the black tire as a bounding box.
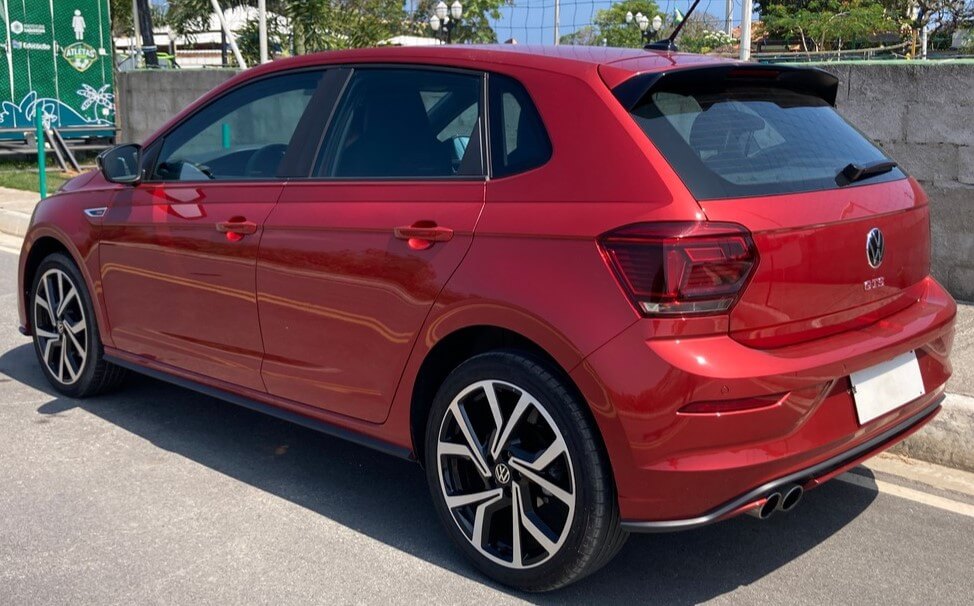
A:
[28,252,126,398]
[424,350,627,591]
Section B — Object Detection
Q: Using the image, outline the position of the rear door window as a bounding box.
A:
[315,68,484,178]
[630,86,904,200]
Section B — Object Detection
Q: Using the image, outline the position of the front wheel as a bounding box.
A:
[28,253,126,397]
[425,351,627,591]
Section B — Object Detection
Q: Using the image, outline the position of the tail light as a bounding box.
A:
[599,222,757,316]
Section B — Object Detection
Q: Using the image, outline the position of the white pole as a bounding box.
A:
[258,0,268,63]
[131,0,141,60]
[210,0,247,69]
[554,0,560,45]
[725,0,733,35]
[739,0,753,61]
[920,25,928,59]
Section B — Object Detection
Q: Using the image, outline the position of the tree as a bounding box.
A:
[408,0,507,44]
[560,0,665,47]
[163,0,406,52]
[762,0,896,51]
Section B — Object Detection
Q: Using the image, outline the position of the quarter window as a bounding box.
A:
[153,71,326,181]
[488,74,551,178]
[316,69,484,178]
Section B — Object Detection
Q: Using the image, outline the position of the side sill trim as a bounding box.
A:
[621,395,944,533]
[105,354,413,461]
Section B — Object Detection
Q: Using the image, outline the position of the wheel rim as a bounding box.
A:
[33,268,88,386]
[436,380,576,569]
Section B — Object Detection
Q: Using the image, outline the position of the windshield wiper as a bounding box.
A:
[837,160,898,185]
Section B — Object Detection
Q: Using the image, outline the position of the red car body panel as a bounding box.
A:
[99,181,280,392]
[256,180,485,423]
[17,45,956,527]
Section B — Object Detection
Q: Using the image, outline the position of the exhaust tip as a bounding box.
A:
[779,484,803,512]
[746,492,781,520]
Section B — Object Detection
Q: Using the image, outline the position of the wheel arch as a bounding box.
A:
[19,229,107,345]
[21,236,75,329]
[408,324,612,473]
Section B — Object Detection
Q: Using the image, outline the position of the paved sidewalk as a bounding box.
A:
[0,183,970,470]
[0,186,40,238]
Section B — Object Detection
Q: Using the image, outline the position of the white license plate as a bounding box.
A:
[850,351,925,425]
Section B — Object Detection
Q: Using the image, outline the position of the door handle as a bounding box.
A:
[216,218,258,241]
[394,222,454,250]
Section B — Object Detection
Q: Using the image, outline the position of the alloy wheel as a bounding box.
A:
[33,268,88,386]
[436,380,576,569]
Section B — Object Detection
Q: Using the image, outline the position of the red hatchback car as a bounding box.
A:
[19,46,955,590]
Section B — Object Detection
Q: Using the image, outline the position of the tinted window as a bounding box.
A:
[489,74,551,177]
[630,86,904,199]
[154,71,325,181]
[316,69,483,178]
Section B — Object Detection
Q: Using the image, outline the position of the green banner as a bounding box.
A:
[0,0,115,138]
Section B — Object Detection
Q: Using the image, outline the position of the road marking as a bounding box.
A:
[838,472,974,518]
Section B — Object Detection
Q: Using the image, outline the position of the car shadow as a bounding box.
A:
[1,343,880,603]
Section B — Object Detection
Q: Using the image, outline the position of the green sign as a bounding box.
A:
[0,0,115,138]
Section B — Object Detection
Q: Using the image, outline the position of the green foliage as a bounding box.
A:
[679,28,736,53]
[593,0,665,48]
[762,0,897,50]
[409,0,507,44]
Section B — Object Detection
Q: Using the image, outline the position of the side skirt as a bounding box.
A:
[105,354,414,461]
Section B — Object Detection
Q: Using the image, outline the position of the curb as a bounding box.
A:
[891,392,974,474]
[0,208,31,238]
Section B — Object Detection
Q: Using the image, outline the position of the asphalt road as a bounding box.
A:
[1,235,972,605]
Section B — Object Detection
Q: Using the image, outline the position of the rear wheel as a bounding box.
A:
[425,351,627,591]
[28,253,126,397]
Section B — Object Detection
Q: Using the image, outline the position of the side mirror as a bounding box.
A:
[97,144,143,184]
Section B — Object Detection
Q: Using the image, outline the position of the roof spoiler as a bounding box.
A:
[612,64,840,110]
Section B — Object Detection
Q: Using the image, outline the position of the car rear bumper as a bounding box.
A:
[570,276,957,525]
[619,393,942,532]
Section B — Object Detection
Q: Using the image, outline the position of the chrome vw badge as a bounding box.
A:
[494,463,512,486]
[866,228,885,269]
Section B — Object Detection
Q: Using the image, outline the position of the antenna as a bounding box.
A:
[645,0,704,52]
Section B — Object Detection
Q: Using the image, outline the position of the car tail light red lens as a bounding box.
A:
[600,222,757,316]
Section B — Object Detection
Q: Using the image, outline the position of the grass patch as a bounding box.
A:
[0,165,73,194]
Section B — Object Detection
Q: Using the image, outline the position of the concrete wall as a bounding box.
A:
[116,69,239,145]
[829,63,974,301]
[114,63,973,300]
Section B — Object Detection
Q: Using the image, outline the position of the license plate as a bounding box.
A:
[850,351,925,425]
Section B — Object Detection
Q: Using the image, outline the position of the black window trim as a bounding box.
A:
[298,63,490,183]
[139,66,332,185]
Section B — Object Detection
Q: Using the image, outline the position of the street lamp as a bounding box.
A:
[626,11,663,43]
[430,1,463,44]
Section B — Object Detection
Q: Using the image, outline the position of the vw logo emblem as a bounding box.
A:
[494,463,512,486]
[866,228,885,269]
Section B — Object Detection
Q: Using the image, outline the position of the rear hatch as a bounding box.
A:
[610,64,930,347]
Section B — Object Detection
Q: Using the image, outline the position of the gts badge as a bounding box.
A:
[864,277,885,291]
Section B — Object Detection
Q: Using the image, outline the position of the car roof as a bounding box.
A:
[240,45,735,88]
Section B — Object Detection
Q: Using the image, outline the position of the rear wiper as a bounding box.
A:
[837,160,898,185]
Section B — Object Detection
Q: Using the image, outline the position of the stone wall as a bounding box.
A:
[829,63,974,301]
[115,69,239,145]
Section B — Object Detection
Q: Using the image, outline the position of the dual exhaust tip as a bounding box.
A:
[746,484,803,520]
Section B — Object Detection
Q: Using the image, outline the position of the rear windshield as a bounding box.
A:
[630,86,904,200]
